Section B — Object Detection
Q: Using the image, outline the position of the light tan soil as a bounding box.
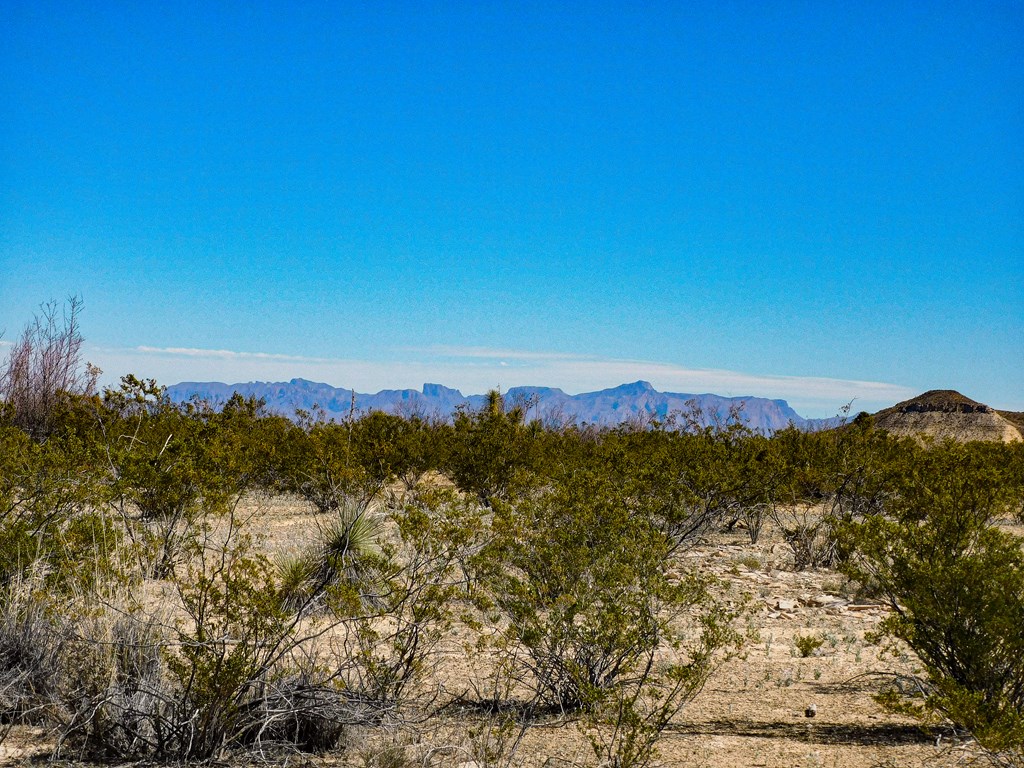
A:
[0,494,991,768]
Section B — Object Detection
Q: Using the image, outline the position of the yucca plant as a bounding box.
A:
[278,499,385,613]
[276,551,319,611]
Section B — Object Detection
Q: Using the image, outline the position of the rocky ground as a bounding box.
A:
[0,495,993,768]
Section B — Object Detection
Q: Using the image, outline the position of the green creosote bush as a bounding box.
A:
[613,408,782,554]
[471,467,742,768]
[278,414,385,516]
[585,647,736,768]
[99,376,275,579]
[37,510,372,761]
[343,487,479,711]
[841,441,1024,762]
[0,421,120,594]
[350,410,443,494]
[475,467,742,763]
[446,390,544,507]
[163,520,300,758]
[770,416,916,571]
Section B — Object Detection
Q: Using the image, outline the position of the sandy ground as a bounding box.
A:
[0,494,992,767]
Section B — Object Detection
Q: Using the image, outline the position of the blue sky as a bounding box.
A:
[1,1,1021,416]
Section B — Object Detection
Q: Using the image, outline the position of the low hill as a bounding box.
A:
[872,390,1023,443]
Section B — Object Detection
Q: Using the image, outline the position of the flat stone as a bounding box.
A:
[807,594,846,607]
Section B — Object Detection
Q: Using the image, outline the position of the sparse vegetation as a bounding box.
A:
[2,306,1024,766]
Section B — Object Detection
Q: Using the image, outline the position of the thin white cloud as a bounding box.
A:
[134,346,334,363]
[410,344,595,362]
[86,343,916,418]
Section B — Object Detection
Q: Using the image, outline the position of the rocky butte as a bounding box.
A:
[870,390,1024,443]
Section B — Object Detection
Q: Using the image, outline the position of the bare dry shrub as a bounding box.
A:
[771,504,839,571]
[0,297,99,440]
[54,605,173,759]
[0,570,64,728]
[245,656,365,754]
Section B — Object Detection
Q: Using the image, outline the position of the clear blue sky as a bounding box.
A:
[1,1,1021,416]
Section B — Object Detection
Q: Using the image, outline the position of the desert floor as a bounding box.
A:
[0,494,993,768]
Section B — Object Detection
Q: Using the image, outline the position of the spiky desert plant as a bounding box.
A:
[320,501,383,577]
[279,499,385,613]
[276,551,320,611]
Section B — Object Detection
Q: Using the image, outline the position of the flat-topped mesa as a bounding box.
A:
[897,390,993,415]
[873,389,1021,443]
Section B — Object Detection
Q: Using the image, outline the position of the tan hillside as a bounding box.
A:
[873,390,1023,443]
[998,410,1024,435]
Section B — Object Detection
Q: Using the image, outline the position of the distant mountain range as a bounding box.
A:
[165,378,829,433]
[163,379,1023,442]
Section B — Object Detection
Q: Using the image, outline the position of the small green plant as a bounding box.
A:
[737,554,762,570]
[361,743,410,768]
[794,633,824,658]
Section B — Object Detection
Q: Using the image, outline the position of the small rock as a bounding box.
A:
[775,598,799,611]
[805,704,817,718]
[808,594,843,607]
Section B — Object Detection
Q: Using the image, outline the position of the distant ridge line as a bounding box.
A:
[165,378,823,433]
